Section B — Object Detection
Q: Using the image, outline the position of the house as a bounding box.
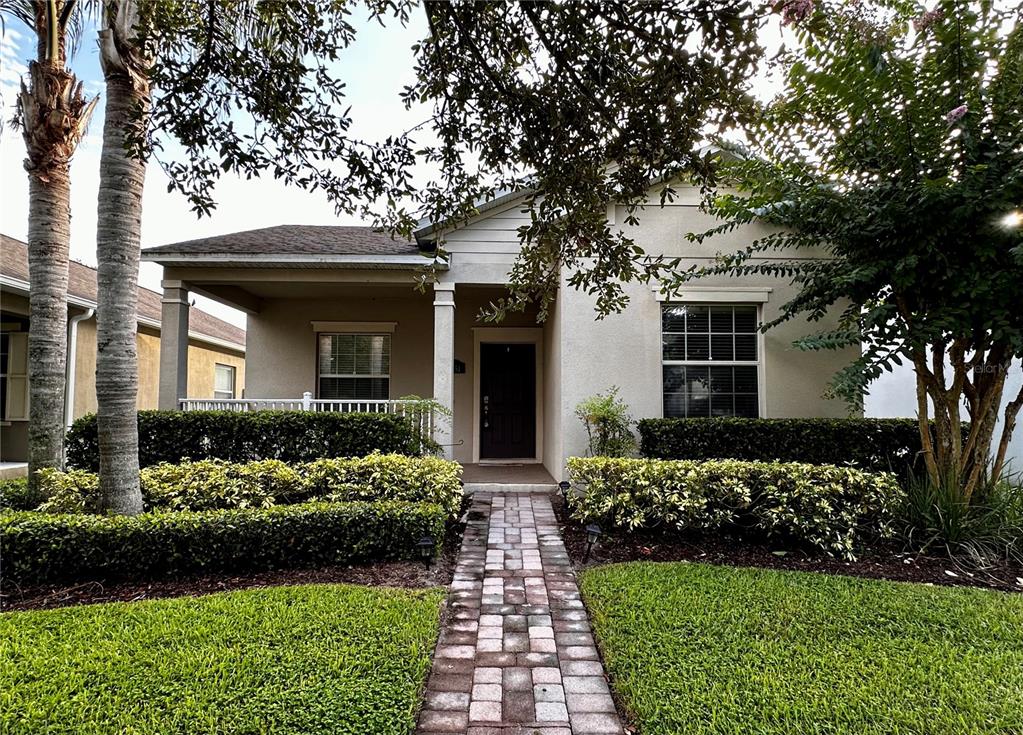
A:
[141,185,856,481]
[1,234,246,464]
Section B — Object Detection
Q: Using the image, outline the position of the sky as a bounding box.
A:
[0,7,432,328]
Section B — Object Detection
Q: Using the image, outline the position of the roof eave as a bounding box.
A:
[1,274,244,352]
[140,252,446,270]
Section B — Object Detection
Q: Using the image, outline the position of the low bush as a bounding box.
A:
[638,417,953,474]
[66,410,422,470]
[0,477,44,511]
[0,500,446,586]
[36,453,464,519]
[575,387,637,457]
[567,456,903,558]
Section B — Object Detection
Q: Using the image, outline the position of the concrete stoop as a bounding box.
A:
[463,483,557,495]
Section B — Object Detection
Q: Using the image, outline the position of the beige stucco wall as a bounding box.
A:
[71,321,245,413]
[245,292,434,401]
[0,288,245,461]
[186,340,246,400]
[433,186,857,478]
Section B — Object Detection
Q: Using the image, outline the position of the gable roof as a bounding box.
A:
[1,234,245,349]
[142,225,421,258]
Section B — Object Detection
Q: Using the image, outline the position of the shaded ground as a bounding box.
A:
[552,494,1023,593]
[2,526,461,612]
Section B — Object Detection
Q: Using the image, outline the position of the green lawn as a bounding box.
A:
[1,584,444,735]
[580,562,1023,735]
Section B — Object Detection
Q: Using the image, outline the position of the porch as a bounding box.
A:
[153,266,556,472]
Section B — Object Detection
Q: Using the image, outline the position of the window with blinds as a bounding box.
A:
[662,304,760,418]
[214,363,236,399]
[317,334,390,400]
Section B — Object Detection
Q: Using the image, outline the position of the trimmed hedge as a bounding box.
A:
[567,456,904,558]
[0,500,446,586]
[638,417,942,472]
[35,453,464,520]
[66,410,421,470]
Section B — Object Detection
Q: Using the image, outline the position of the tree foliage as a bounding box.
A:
[132,0,420,217]
[683,0,1023,499]
[404,1,766,318]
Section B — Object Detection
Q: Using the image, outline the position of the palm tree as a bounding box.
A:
[94,0,148,514]
[3,0,98,491]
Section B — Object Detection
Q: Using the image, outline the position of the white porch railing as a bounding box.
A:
[178,393,435,446]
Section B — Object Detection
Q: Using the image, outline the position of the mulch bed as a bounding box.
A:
[551,495,1023,594]
[1,530,462,613]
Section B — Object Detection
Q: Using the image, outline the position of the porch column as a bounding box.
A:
[433,283,456,458]
[159,283,190,410]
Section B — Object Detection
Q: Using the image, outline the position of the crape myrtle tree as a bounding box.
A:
[2,0,99,492]
[93,0,766,511]
[683,0,1023,501]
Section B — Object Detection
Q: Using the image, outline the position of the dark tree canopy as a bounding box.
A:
[133,1,765,318]
[406,1,765,317]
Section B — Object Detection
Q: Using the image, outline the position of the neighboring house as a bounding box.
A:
[141,184,856,480]
[1,234,246,463]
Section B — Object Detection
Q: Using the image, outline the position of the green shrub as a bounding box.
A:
[35,453,464,520]
[575,387,637,457]
[0,478,46,511]
[567,456,904,558]
[141,459,307,511]
[638,417,954,474]
[303,454,463,519]
[0,500,446,586]
[66,410,421,470]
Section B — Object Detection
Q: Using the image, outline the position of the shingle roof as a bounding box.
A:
[1,234,245,348]
[143,225,420,257]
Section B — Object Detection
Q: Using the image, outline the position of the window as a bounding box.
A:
[662,304,759,418]
[1,332,28,421]
[0,334,8,419]
[317,334,390,400]
[214,363,236,399]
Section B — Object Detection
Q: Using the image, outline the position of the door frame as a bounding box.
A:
[472,327,544,464]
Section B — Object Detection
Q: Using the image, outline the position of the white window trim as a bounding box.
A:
[316,332,392,400]
[310,321,397,333]
[651,286,772,303]
[660,303,766,419]
[213,363,236,400]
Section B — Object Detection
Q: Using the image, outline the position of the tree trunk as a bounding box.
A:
[26,170,72,489]
[95,3,149,515]
[20,35,97,491]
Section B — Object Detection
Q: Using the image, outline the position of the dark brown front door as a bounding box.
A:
[480,343,536,459]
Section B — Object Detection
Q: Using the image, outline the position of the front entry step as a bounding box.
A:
[463,483,557,495]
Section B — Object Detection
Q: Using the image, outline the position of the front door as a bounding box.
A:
[480,343,536,459]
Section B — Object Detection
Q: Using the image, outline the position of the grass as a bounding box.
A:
[0,584,445,735]
[580,562,1023,735]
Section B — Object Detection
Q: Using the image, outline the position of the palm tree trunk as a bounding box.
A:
[19,5,98,489]
[95,0,149,515]
[26,170,72,488]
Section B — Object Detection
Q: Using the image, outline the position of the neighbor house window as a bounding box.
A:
[317,334,390,400]
[661,304,759,418]
[214,363,236,399]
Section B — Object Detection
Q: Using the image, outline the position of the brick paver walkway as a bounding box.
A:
[416,492,625,735]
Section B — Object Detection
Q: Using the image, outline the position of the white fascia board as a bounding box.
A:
[139,253,442,269]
